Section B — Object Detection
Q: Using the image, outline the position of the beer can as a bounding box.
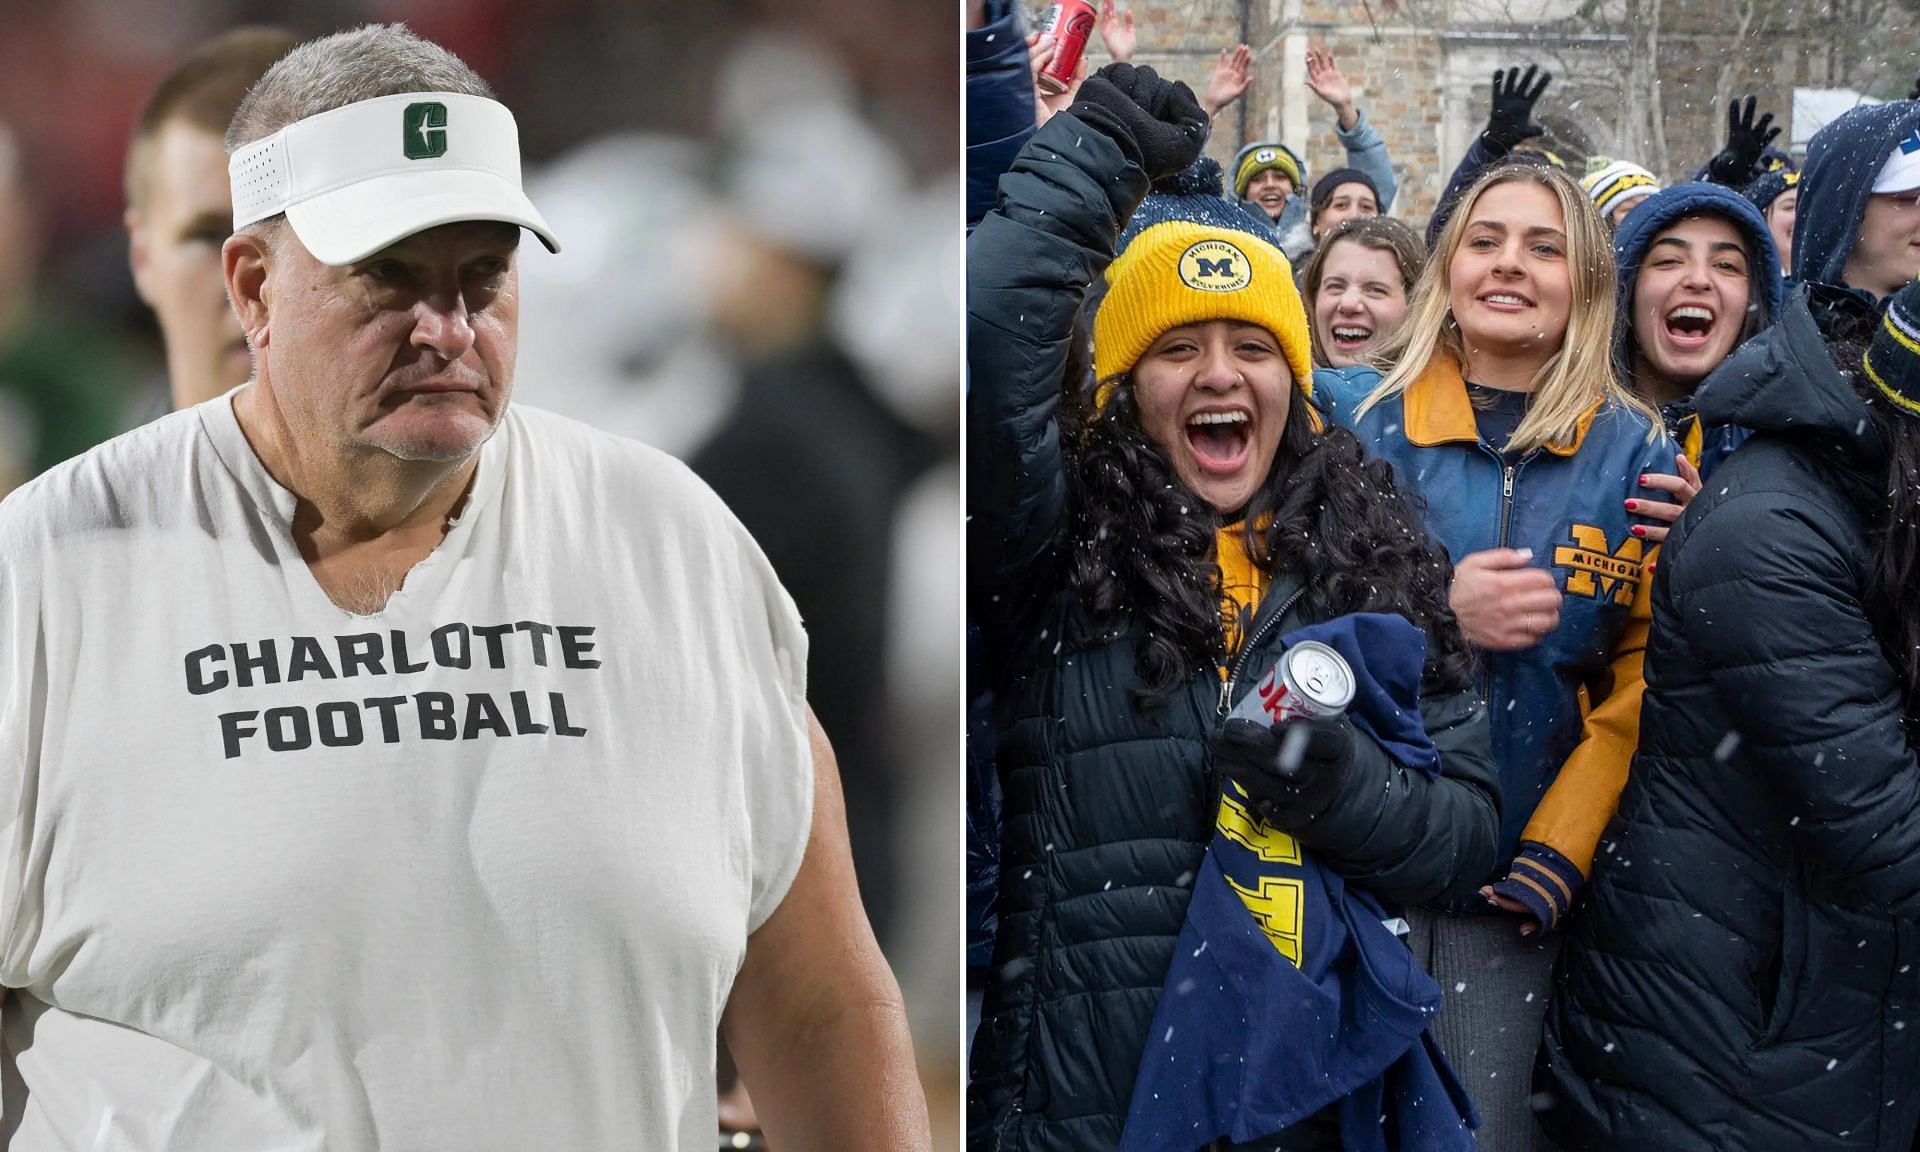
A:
[1230,641,1355,728]
[1035,0,1097,95]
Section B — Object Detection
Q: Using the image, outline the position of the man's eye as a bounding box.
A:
[364,262,409,284]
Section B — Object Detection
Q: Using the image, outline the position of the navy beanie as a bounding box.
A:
[1119,157,1280,252]
[1744,167,1799,214]
[1310,167,1379,211]
[1862,278,1920,419]
[1792,100,1920,288]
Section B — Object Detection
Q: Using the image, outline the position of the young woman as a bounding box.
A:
[1302,216,1424,368]
[969,64,1498,1152]
[1313,162,1678,1152]
[1538,264,1920,1152]
[1608,181,1785,541]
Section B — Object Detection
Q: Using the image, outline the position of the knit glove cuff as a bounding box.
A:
[1487,840,1584,932]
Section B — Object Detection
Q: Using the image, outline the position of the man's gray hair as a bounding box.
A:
[225,24,492,153]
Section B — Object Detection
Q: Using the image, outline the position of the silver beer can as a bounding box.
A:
[1230,640,1355,727]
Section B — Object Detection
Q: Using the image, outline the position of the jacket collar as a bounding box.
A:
[1402,352,1598,457]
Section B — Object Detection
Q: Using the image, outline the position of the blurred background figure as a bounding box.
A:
[0,117,142,479]
[124,26,297,411]
[0,2,958,1146]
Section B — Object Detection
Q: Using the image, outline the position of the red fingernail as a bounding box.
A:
[1637,474,1647,484]
[1624,499,1639,510]
[1632,525,1647,537]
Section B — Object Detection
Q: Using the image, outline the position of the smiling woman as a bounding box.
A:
[969,63,1499,1152]
[1311,161,1678,1152]
[1611,181,1786,482]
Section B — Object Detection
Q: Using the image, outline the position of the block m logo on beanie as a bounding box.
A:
[404,102,449,160]
[1554,523,1642,605]
[1179,239,1252,292]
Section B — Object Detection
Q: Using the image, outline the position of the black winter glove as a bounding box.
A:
[1064,62,1209,180]
[1482,64,1549,154]
[1212,715,1354,827]
[1707,95,1781,187]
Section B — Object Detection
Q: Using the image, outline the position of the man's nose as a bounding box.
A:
[412,293,477,361]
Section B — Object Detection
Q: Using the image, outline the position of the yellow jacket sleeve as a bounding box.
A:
[1519,541,1657,878]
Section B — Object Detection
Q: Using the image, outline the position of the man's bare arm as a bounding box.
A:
[722,708,932,1151]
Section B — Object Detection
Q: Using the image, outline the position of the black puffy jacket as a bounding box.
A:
[1537,285,1920,1152]
[966,111,1502,1152]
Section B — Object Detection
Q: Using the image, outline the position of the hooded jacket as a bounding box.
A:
[1538,283,1920,1152]
[1792,99,1920,290]
[1612,181,1785,477]
[968,110,1500,1152]
[1314,364,1675,930]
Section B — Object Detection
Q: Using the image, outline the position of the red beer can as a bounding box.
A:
[1036,0,1098,95]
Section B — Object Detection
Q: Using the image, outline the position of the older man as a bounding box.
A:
[0,24,928,1151]
[125,26,297,409]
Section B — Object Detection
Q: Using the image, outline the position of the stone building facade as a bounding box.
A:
[1052,0,1920,227]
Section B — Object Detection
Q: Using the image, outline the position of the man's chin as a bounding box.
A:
[362,408,498,463]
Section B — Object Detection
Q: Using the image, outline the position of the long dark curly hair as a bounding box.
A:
[1058,375,1477,707]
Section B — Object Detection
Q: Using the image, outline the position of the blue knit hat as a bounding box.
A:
[1861,278,1920,419]
[1119,157,1281,252]
[1744,167,1799,214]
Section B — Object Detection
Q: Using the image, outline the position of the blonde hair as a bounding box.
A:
[1357,163,1656,454]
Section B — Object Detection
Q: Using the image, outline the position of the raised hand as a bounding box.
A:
[1201,44,1252,116]
[1065,62,1210,178]
[1304,46,1357,130]
[1097,0,1136,63]
[1027,32,1087,127]
[1707,95,1782,186]
[1484,64,1550,153]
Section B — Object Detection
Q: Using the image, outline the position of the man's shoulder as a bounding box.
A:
[0,407,205,554]
[504,404,746,536]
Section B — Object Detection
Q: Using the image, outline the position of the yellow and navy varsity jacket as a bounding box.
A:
[1314,357,1676,929]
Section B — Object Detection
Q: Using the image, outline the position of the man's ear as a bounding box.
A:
[126,208,156,309]
[224,230,271,350]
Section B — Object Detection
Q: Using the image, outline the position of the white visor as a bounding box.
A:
[1872,132,1920,195]
[229,92,559,265]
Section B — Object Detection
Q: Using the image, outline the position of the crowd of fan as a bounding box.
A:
[968,3,1920,1150]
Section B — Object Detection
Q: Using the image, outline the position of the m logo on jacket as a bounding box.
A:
[1553,524,1644,606]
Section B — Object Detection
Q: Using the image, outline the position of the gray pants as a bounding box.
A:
[1407,908,1566,1152]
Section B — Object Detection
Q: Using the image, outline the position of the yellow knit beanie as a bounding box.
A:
[1093,219,1315,402]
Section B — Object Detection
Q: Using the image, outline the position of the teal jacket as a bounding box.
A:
[1314,359,1676,929]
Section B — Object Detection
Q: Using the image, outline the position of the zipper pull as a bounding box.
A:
[1218,677,1233,717]
[1503,465,1515,499]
